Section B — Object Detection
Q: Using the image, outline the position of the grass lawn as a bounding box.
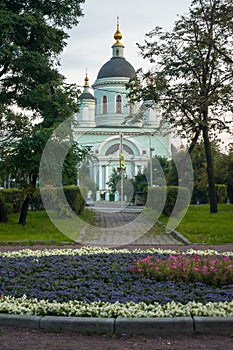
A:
[0,209,94,245]
[173,204,233,244]
[0,204,233,245]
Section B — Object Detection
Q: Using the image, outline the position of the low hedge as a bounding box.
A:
[0,188,23,213]
[191,184,227,204]
[0,192,8,222]
[147,186,191,217]
[0,186,87,217]
[40,186,87,217]
[216,184,227,204]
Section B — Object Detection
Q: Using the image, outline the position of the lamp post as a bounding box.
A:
[149,146,154,187]
[119,132,124,209]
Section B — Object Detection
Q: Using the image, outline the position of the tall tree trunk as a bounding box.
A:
[18,175,37,225]
[202,125,218,213]
[0,200,8,223]
[18,193,32,226]
[177,129,200,181]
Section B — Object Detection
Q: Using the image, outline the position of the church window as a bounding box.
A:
[116,49,119,56]
[82,106,89,120]
[102,96,107,114]
[116,95,122,113]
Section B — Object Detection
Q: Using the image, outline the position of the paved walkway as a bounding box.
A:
[76,205,189,247]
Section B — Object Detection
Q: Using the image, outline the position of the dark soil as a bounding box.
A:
[0,327,233,350]
[0,243,232,350]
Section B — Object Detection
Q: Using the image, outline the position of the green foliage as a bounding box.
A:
[0,185,87,218]
[108,168,122,193]
[30,189,44,211]
[128,0,233,213]
[216,184,227,204]
[0,0,87,224]
[215,144,233,202]
[147,186,166,210]
[190,142,228,204]
[130,254,233,287]
[148,186,191,217]
[77,161,97,195]
[164,186,191,217]
[0,192,7,222]
[0,188,23,213]
[144,156,176,186]
[64,186,87,215]
[0,0,84,139]
[41,186,87,218]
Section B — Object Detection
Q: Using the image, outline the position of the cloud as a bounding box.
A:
[59,0,192,86]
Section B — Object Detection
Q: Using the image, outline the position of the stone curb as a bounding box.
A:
[0,314,41,329]
[158,220,191,245]
[0,314,233,336]
[115,317,193,336]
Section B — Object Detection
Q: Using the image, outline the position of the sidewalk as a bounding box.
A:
[77,205,189,246]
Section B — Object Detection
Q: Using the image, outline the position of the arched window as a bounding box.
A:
[82,106,89,121]
[102,96,107,114]
[116,95,122,113]
[116,49,119,56]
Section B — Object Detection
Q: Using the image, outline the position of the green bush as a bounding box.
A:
[147,186,166,210]
[216,184,227,204]
[30,189,44,211]
[0,186,87,216]
[191,184,227,204]
[0,192,8,222]
[191,186,208,204]
[64,186,87,215]
[147,186,191,217]
[40,186,87,217]
[0,188,23,213]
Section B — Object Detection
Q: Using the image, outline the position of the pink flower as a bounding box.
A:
[193,267,200,272]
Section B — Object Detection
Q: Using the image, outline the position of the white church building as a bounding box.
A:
[73,21,171,191]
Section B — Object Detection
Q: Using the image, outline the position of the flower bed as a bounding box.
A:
[129,254,233,286]
[0,247,232,318]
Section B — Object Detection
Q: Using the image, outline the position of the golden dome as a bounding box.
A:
[113,17,123,45]
[84,70,89,86]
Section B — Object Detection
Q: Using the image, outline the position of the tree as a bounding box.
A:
[127,0,233,213]
[215,143,233,202]
[0,0,86,224]
[0,0,84,139]
[108,168,122,193]
[0,126,91,225]
[143,156,174,186]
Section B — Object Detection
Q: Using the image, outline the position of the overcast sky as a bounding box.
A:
[59,0,192,89]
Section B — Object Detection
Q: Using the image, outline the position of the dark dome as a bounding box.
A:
[80,92,95,100]
[97,57,135,79]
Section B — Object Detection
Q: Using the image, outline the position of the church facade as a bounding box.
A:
[73,21,171,191]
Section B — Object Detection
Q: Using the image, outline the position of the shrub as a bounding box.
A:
[30,189,44,211]
[216,184,227,204]
[191,186,208,204]
[0,189,23,213]
[147,186,191,217]
[0,192,8,222]
[192,184,227,204]
[64,186,87,215]
[41,186,87,217]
